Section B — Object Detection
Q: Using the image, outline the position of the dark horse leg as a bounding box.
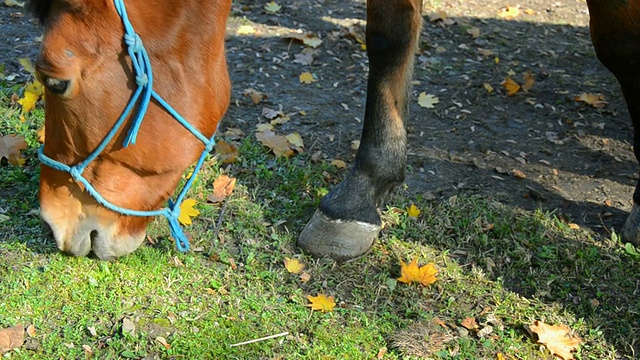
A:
[586,0,640,244]
[298,0,423,261]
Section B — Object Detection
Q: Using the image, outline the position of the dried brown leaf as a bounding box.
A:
[206,175,237,203]
[0,325,24,354]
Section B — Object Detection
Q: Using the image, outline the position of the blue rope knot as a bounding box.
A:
[135,73,148,86]
[204,141,215,153]
[69,166,82,181]
[124,33,144,53]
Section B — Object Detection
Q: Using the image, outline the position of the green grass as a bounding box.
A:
[1,85,639,359]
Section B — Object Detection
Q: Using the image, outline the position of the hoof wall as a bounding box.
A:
[622,203,640,246]
[297,209,381,262]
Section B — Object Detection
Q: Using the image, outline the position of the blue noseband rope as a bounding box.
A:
[37,0,216,252]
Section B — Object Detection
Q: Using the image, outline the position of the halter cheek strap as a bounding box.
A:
[38,0,217,252]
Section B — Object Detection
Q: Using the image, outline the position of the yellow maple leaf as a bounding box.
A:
[25,79,44,96]
[18,91,39,114]
[177,198,200,225]
[284,257,304,274]
[417,92,439,109]
[306,294,336,312]
[299,72,316,84]
[529,321,581,360]
[501,77,520,96]
[397,258,438,286]
[406,204,421,218]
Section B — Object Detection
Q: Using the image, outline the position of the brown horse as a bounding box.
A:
[30,0,423,260]
[29,0,640,261]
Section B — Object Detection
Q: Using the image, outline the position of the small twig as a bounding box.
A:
[209,200,229,254]
[230,331,289,347]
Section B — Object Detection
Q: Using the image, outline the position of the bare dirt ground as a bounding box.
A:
[0,0,633,241]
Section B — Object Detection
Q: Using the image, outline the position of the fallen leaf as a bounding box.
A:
[155,336,171,350]
[4,0,24,7]
[214,140,238,164]
[242,88,266,104]
[501,77,520,96]
[0,214,10,223]
[287,33,323,48]
[256,130,294,158]
[350,140,360,151]
[575,93,607,108]
[530,321,581,359]
[299,72,316,84]
[498,5,520,18]
[467,27,480,38]
[18,90,39,113]
[177,198,200,225]
[0,134,27,166]
[294,51,314,66]
[306,294,336,312]
[284,257,304,274]
[483,83,494,93]
[0,325,24,354]
[330,159,347,169]
[262,107,284,120]
[83,344,93,357]
[299,271,311,283]
[25,79,44,96]
[206,175,236,203]
[397,258,438,286]
[285,133,304,151]
[406,204,421,218]
[568,223,580,230]
[377,347,387,359]
[122,318,135,337]
[418,92,439,108]
[429,10,448,22]
[236,25,255,36]
[460,317,479,330]
[256,123,274,132]
[25,325,35,337]
[512,169,526,179]
[18,57,34,73]
[264,1,281,13]
[522,71,535,92]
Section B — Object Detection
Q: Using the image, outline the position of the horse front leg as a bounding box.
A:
[619,80,640,245]
[298,0,423,261]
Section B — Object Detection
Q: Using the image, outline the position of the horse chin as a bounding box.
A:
[40,194,149,260]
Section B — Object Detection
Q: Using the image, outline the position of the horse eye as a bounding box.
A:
[43,77,70,95]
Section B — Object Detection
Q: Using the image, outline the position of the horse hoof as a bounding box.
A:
[622,203,640,246]
[297,209,381,262]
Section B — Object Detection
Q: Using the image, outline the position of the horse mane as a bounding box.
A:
[27,0,51,25]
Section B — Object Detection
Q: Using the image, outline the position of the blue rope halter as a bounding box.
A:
[37,0,217,252]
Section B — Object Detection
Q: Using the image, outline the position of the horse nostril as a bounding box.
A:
[44,77,70,94]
